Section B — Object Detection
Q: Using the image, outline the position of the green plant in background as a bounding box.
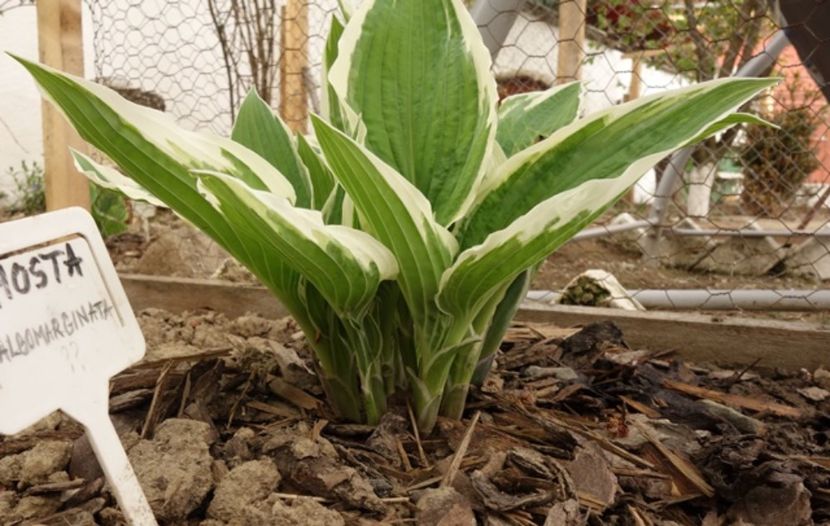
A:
[739,76,823,217]
[13,0,773,432]
[3,159,129,236]
[6,160,46,215]
[90,183,130,237]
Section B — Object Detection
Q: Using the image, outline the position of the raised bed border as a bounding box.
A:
[120,274,830,371]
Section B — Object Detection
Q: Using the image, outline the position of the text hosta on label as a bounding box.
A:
[0,237,130,380]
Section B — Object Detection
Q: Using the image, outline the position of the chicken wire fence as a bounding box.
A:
[70,0,830,313]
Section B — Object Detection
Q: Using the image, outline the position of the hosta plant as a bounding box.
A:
[14,0,773,433]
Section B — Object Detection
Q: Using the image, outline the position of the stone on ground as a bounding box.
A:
[128,418,215,522]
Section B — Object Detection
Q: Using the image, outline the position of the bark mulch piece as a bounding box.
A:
[1,310,828,525]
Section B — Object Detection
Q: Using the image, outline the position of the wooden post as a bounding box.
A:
[624,53,643,202]
[626,52,643,102]
[37,0,90,211]
[621,49,663,202]
[556,0,587,83]
[279,0,309,134]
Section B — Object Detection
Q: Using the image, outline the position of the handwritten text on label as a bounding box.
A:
[0,243,83,309]
[0,299,114,365]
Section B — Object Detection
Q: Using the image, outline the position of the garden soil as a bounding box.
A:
[1,309,828,525]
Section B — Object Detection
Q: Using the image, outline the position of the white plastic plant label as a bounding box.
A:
[0,207,157,525]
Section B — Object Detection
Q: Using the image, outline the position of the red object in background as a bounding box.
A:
[775,0,830,183]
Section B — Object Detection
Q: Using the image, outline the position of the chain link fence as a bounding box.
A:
[8,0,830,317]
[483,0,830,316]
[87,0,338,133]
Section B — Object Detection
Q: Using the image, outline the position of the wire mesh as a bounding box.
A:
[86,0,338,134]
[473,0,830,316]
[12,0,830,315]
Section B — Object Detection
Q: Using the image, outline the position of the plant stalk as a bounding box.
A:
[471,270,531,385]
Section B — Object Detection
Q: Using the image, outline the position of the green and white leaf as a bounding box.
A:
[496,81,582,156]
[441,78,777,318]
[12,55,312,322]
[232,90,312,207]
[89,183,130,238]
[296,134,336,211]
[687,112,778,144]
[312,116,457,331]
[322,14,347,132]
[329,0,498,225]
[460,78,778,249]
[336,0,353,21]
[71,150,166,208]
[13,56,294,201]
[197,171,397,317]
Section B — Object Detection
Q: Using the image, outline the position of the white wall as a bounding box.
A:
[0,0,340,204]
[0,4,94,203]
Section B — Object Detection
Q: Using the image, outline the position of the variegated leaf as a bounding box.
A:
[441,78,777,317]
[496,81,582,156]
[197,171,397,317]
[13,54,312,321]
[232,90,313,207]
[311,115,457,334]
[459,78,778,249]
[71,150,166,208]
[329,0,498,225]
[296,134,336,211]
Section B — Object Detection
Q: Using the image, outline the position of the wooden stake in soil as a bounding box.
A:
[36,0,90,211]
[280,0,309,133]
[408,402,430,469]
[441,411,481,488]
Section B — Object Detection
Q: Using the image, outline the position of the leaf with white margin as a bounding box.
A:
[441,77,777,317]
[687,112,777,145]
[459,78,778,249]
[497,81,582,156]
[12,56,294,202]
[197,170,398,317]
[13,54,311,320]
[322,14,347,132]
[232,90,312,207]
[72,150,166,208]
[311,115,457,331]
[296,134,336,211]
[329,0,498,225]
[336,0,352,20]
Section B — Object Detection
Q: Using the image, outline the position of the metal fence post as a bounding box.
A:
[645,30,790,231]
[471,0,528,59]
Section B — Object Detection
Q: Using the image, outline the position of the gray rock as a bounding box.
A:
[524,366,579,382]
[416,486,476,526]
[797,386,829,402]
[207,459,281,522]
[814,367,830,389]
[266,496,345,526]
[0,454,22,486]
[19,440,73,486]
[701,400,766,435]
[1,495,61,523]
[128,418,215,521]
